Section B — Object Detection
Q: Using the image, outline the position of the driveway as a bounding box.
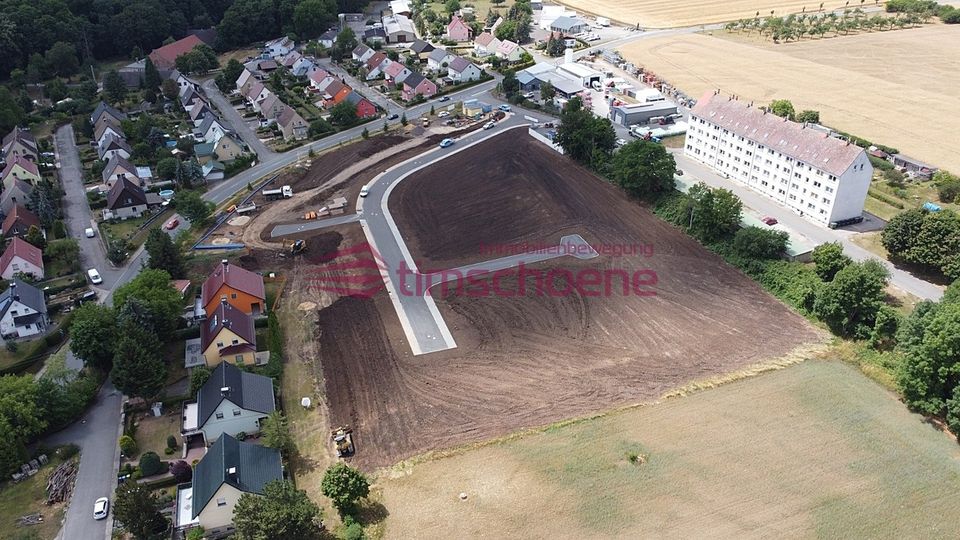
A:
[46,380,123,540]
[671,149,945,301]
[201,79,275,159]
[317,59,400,112]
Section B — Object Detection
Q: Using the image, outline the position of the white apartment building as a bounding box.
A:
[685,92,872,226]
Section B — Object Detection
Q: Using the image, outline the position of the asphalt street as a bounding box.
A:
[356,119,547,355]
[270,213,360,237]
[201,79,275,158]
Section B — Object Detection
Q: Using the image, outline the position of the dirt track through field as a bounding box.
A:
[556,0,852,27]
[620,27,960,173]
[313,130,823,471]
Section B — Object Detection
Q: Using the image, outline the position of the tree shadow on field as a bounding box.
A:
[355,499,390,526]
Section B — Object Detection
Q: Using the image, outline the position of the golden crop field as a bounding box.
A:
[556,0,855,27]
[378,362,960,538]
[619,26,960,173]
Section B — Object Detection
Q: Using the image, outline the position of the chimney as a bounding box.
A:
[221,295,227,306]
[227,466,237,480]
[220,386,230,396]
[222,259,229,273]
[10,281,17,302]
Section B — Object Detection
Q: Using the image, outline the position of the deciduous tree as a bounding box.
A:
[610,139,676,200]
[321,462,370,515]
[811,241,851,281]
[111,326,166,400]
[173,190,213,224]
[113,482,168,540]
[768,99,796,120]
[69,304,117,372]
[145,228,185,279]
[234,480,322,539]
[813,259,889,338]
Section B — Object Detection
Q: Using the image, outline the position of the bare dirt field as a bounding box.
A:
[308,129,822,472]
[619,26,960,173]
[378,361,960,539]
[557,0,851,27]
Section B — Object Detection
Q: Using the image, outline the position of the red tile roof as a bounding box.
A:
[1,155,40,182]
[2,205,40,236]
[0,237,43,275]
[171,279,192,296]
[201,260,265,307]
[149,35,205,70]
[691,92,864,177]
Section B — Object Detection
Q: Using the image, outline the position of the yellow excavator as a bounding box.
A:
[331,426,355,457]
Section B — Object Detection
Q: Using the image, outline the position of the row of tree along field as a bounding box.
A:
[723,1,960,42]
[549,95,960,438]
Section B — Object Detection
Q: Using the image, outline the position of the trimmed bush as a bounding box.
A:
[139,451,163,477]
[119,435,138,457]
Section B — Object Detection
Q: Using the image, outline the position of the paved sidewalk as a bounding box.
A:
[201,79,275,158]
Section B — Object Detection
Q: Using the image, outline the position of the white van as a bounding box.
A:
[87,268,103,285]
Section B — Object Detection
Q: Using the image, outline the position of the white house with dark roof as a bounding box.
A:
[181,361,275,446]
[685,91,873,226]
[447,57,483,83]
[0,279,48,338]
[264,36,294,58]
[427,48,457,71]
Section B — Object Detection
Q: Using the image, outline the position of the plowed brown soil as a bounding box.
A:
[313,130,822,471]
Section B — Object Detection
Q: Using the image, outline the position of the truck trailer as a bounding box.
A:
[263,185,294,200]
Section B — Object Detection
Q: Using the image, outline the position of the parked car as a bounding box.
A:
[523,91,536,99]
[359,185,371,197]
[616,138,627,147]
[761,216,778,226]
[438,111,450,118]
[87,268,102,285]
[84,227,95,238]
[165,217,179,230]
[439,138,454,148]
[387,113,399,120]
[499,104,511,111]
[483,121,495,130]
[93,497,109,520]
[675,169,684,175]
[438,96,450,102]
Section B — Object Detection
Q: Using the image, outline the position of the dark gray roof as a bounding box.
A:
[91,102,126,125]
[403,72,426,88]
[448,56,471,72]
[319,29,338,41]
[428,48,451,62]
[197,362,275,428]
[106,177,147,209]
[410,39,434,54]
[191,433,282,519]
[0,279,47,320]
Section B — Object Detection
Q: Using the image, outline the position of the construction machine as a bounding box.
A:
[277,239,306,258]
[331,426,355,457]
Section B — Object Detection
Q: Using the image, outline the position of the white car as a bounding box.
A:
[483,121,495,130]
[359,185,371,198]
[84,227,95,238]
[93,497,109,520]
[438,111,450,118]
[87,268,103,285]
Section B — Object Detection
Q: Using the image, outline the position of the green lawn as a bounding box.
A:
[131,412,182,461]
[0,454,68,540]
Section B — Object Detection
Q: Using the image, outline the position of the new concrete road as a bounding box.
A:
[356,118,548,355]
[201,78,498,206]
[46,382,123,540]
[271,213,360,237]
[671,149,945,301]
[201,79,275,158]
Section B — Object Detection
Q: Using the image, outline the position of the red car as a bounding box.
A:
[761,216,778,226]
[165,217,180,230]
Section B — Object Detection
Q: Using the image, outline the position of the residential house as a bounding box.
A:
[447,57,483,83]
[473,32,501,57]
[0,179,33,219]
[383,61,412,85]
[308,69,333,92]
[258,93,285,124]
[2,127,38,162]
[344,91,378,118]
[97,133,132,161]
[213,134,245,162]
[291,57,319,77]
[401,72,438,101]
[1,205,41,238]
[1,156,41,190]
[200,299,257,367]
[193,142,216,165]
[322,80,350,107]
[340,13,367,34]
[383,14,416,43]
[105,177,150,220]
[198,115,230,145]
[235,69,255,94]
[0,279,48,339]
[188,433,282,534]
[0,237,44,280]
[255,59,278,73]
[90,102,126,127]
[363,27,387,45]
[94,118,124,148]
[243,82,272,112]
[201,260,267,316]
[101,156,140,188]
[182,362,276,446]
[409,40,435,61]
[390,0,412,16]
[277,107,309,141]
[149,34,205,72]
[364,52,390,80]
[446,14,472,42]
[170,69,196,97]
[279,50,302,69]
[190,102,215,125]
[352,44,375,63]
[549,15,588,35]
[264,36,294,58]
[202,160,225,181]
[318,29,338,48]
[496,39,523,62]
[427,48,457,71]
[117,59,145,89]
[181,87,204,113]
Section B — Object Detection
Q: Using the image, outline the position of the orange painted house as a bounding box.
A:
[201,260,267,317]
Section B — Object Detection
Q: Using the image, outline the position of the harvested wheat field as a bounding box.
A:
[379,361,960,539]
[557,0,851,27]
[620,26,960,173]
[306,130,822,472]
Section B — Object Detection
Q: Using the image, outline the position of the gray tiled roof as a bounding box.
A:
[0,278,47,319]
[197,362,275,428]
[191,433,282,519]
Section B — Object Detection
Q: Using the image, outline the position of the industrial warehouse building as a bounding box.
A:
[609,101,678,127]
[684,91,872,226]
